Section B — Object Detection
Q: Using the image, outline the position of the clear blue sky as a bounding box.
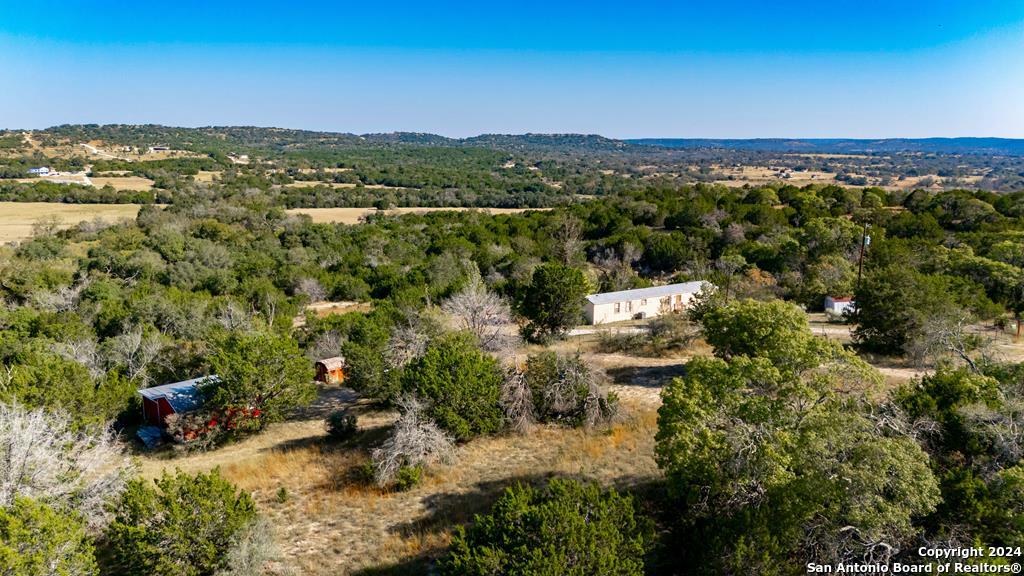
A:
[2,0,1023,138]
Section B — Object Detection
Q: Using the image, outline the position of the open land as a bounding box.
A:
[0,202,144,242]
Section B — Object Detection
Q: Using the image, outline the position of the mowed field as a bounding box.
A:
[287,206,549,224]
[0,202,143,242]
[89,176,155,191]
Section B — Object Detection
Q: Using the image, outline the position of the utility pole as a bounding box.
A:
[856,223,871,292]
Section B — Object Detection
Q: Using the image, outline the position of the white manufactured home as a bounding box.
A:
[584,281,711,325]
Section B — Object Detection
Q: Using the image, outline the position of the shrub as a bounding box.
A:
[215,517,281,576]
[105,469,258,576]
[399,333,504,440]
[519,262,589,342]
[372,396,455,488]
[394,465,423,492]
[700,298,819,369]
[326,409,358,440]
[524,351,617,428]
[0,497,98,576]
[440,478,652,576]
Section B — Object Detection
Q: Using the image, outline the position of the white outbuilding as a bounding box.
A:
[584,281,710,325]
[824,296,855,317]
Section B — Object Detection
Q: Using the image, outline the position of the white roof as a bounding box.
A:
[585,281,710,305]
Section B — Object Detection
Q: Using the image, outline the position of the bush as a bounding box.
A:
[399,333,504,441]
[394,465,423,492]
[440,478,652,576]
[372,396,455,488]
[326,409,357,440]
[0,496,98,576]
[524,351,617,428]
[105,469,258,576]
[520,262,590,342]
[700,298,818,369]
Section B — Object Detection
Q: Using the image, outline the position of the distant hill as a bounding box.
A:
[33,125,1024,157]
[628,138,1024,156]
[463,133,635,153]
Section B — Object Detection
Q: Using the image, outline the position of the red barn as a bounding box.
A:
[139,376,216,427]
[314,357,345,384]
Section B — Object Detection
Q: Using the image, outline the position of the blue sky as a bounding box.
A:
[1,0,1023,137]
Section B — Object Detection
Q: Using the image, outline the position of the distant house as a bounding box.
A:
[138,376,217,427]
[314,357,345,384]
[27,167,50,176]
[148,146,170,153]
[584,281,710,325]
[824,296,855,316]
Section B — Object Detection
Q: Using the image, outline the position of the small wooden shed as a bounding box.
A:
[315,357,345,384]
[138,376,216,427]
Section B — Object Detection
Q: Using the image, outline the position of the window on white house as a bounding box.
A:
[614,303,621,313]
[641,298,647,306]
[627,301,633,312]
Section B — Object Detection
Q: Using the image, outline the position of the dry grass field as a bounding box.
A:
[194,170,222,183]
[0,202,144,242]
[287,207,549,225]
[89,176,155,191]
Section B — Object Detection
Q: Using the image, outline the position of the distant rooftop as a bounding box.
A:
[585,281,709,305]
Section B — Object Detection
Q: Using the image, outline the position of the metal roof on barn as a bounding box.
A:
[138,376,217,414]
[585,281,710,306]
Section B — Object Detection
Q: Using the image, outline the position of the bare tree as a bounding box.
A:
[108,326,167,385]
[30,277,90,313]
[295,277,326,303]
[0,402,134,530]
[385,324,430,370]
[51,337,105,379]
[441,270,517,355]
[306,330,345,361]
[372,396,455,487]
[215,300,254,332]
[500,366,535,433]
[592,243,642,292]
[960,397,1024,468]
[551,215,585,265]
[907,308,987,372]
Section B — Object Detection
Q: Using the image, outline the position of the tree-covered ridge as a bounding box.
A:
[3,125,1022,202]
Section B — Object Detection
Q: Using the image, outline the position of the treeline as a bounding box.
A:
[0,181,157,203]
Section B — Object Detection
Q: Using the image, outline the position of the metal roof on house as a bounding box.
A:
[138,376,217,414]
[826,296,854,303]
[585,281,710,305]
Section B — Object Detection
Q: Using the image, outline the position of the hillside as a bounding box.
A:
[630,137,1024,156]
